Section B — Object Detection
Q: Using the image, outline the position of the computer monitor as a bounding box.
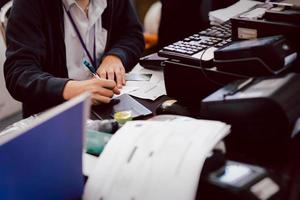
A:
[0,93,91,200]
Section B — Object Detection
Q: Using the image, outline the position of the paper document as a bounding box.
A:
[83,119,230,200]
[209,0,262,24]
[113,85,139,98]
[123,64,166,100]
[83,153,99,177]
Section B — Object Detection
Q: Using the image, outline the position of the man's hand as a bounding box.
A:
[63,78,120,105]
[97,55,126,89]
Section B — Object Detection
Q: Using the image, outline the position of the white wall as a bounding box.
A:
[0,35,21,120]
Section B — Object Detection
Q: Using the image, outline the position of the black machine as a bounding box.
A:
[231,2,300,50]
[161,1,300,107]
[230,3,300,73]
[139,53,168,70]
[198,159,281,200]
[163,60,247,111]
[156,3,299,199]
[214,35,298,76]
[159,2,300,73]
[151,114,282,200]
[200,73,300,160]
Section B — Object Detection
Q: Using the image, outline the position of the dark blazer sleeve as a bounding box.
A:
[104,0,145,71]
[4,0,68,108]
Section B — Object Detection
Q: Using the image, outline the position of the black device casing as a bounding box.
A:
[200,73,300,161]
[231,7,300,47]
[197,161,280,200]
[163,60,247,113]
[214,35,297,76]
[139,53,167,70]
[231,4,300,74]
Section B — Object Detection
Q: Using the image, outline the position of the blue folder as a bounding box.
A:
[0,93,90,200]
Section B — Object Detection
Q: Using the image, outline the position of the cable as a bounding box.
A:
[199,47,224,87]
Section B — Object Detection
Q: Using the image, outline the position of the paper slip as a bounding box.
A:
[123,64,166,100]
[127,79,166,100]
[113,85,139,98]
[83,120,230,200]
[209,0,262,24]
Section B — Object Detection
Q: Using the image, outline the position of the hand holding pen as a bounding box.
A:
[62,60,120,105]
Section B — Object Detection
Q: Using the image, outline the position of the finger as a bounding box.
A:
[120,67,126,85]
[122,71,126,85]
[107,70,114,81]
[92,93,112,104]
[113,86,121,95]
[92,99,102,106]
[99,70,107,79]
[94,79,116,90]
[115,69,123,89]
[93,86,114,98]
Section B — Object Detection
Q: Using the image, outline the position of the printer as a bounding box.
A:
[149,115,282,200]
[200,73,300,161]
[231,1,300,47]
[84,114,282,200]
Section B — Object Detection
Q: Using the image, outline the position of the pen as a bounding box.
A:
[83,60,101,79]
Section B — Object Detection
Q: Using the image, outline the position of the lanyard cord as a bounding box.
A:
[63,4,97,71]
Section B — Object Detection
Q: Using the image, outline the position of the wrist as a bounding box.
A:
[102,55,122,63]
[63,80,81,100]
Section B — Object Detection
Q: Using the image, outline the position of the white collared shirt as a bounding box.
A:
[63,0,107,80]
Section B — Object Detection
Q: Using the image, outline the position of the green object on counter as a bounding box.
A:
[85,130,112,156]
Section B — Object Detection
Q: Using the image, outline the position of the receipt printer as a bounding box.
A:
[198,159,281,200]
[200,73,300,160]
[198,143,280,200]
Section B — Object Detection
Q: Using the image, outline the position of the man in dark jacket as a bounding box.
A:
[4,0,145,117]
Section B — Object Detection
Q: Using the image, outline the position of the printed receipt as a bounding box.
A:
[83,119,230,200]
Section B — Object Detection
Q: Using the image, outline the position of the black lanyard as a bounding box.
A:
[63,4,97,70]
